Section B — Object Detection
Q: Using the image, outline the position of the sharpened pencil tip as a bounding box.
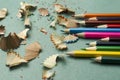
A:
[66,52,73,55]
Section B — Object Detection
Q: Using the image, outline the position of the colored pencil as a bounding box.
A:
[96,24,120,28]
[78,21,120,26]
[82,46,120,51]
[76,32,120,39]
[66,50,120,57]
[73,13,120,18]
[87,17,120,21]
[61,28,120,34]
[87,41,120,46]
[100,37,120,42]
[93,56,120,64]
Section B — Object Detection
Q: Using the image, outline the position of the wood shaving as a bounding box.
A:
[17,28,30,40]
[0,8,7,19]
[63,34,79,43]
[57,16,79,28]
[38,8,49,16]
[54,4,75,14]
[24,41,41,61]
[50,33,67,50]
[40,28,47,35]
[43,54,64,68]
[0,33,21,51]
[50,18,58,29]
[24,17,31,27]
[0,25,5,35]
[17,2,36,18]
[42,70,55,80]
[20,40,27,45]
[6,50,27,67]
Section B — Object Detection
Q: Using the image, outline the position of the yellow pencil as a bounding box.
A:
[66,50,120,57]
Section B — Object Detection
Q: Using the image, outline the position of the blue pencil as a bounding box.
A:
[61,28,120,34]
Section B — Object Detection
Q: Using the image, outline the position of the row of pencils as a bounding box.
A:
[65,13,120,64]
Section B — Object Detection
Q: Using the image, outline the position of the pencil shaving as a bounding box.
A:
[24,17,31,27]
[50,18,58,28]
[42,70,55,80]
[24,42,41,61]
[6,50,27,67]
[43,54,64,68]
[54,4,75,14]
[57,16,79,28]
[20,40,27,45]
[40,28,47,35]
[50,33,67,50]
[0,8,7,19]
[0,25,5,35]
[38,8,49,16]
[0,33,21,51]
[17,2,36,18]
[63,34,79,43]
[17,28,30,40]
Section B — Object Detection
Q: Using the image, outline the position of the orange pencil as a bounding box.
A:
[73,13,120,18]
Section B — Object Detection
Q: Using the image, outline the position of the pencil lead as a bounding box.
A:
[66,52,73,55]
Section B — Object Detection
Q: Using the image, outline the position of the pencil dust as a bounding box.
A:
[42,70,55,80]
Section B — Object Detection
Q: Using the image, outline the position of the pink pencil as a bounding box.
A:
[76,32,120,39]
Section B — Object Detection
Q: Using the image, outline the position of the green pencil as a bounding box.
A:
[93,56,120,64]
[82,46,120,51]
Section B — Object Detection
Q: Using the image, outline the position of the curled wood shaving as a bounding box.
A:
[17,2,36,27]
[0,8,7,19]
[50,33,67,50]
[17,28,30,40]
[63,34,79,43]
[43,54,65,68]
[40,28,47,35]
[38,8,49,16]
[0,25,5,35]
[54,4,75,14]
[57,16,79,28]
[6,50,27,67]
[17,2,36,18]
[24,41,41,61]
[42,70,55,80]
[0,33,21,51]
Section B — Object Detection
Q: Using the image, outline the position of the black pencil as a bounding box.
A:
[87,41,120,46]
[87,17,120,21]
[100,37,120,42]
[93,56,120,64]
